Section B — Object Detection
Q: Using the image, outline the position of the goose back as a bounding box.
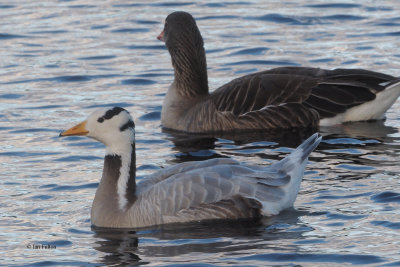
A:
[160,11,400,133]
[129,133,321,226]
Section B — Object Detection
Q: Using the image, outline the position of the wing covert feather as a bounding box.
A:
[140,161,294,216]
[207,66,397,122]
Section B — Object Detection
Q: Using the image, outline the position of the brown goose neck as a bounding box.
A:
[168,37,209,98]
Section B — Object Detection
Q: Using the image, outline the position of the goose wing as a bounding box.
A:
[138,158,293,217]
[137,158,237,193]
[301,68,398,118]
[207,72,319,128]
[209,66,397,121]
[211,72,316,115]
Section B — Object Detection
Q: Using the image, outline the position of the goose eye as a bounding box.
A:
[97,117,104,123]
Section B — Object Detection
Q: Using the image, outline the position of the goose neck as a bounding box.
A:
[168,38,209,98]
[101,143,136,211]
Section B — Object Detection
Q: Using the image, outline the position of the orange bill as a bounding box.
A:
[60,121,89,136]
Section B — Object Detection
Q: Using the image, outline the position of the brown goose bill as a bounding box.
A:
[60,121,89,137]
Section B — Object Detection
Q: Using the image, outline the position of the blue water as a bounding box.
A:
[1,0,400,266]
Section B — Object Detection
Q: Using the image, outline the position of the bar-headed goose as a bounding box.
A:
[158,11,400,133]
[60,107,321,228]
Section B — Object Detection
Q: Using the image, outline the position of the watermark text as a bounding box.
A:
[26,243,57,249]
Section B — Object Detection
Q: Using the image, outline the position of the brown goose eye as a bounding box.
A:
[97,117,104,123]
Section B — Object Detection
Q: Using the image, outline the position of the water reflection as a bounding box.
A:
[320,120,398,140]
[92,209,308,266]
[164,127,318,151]
[93,229,141,266]
[165,119,398,153]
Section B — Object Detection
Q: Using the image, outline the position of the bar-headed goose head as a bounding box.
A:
[60,107,135,155]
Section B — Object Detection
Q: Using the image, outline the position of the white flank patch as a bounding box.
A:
[320,81,400,126]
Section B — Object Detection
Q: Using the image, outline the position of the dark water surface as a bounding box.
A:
[1,0,400,266]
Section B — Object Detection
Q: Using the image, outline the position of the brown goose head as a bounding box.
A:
[158,11,209,97]
[158,11,202,47]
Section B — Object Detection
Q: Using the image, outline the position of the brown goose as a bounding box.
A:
[157,11,400,133]
[60,107,321,228]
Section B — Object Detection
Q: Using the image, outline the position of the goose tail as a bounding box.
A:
[291,132,322,163]
[260,133,321,215]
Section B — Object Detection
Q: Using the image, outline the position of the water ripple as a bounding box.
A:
[77,55,116,60]
[371,220,400,230]
[200,2,252,8]
[0,74,122,85]
[0,33,27,39]
[48,183,98,191]
[305,3,361,8]
[316,192,372,200]
[337,164,375,171]
[323,138,379,145]
[223,60,299,66]
[198,15,241,20]
[150,2,194,7]
[29,30,68,34]
[247,13,367,25]
[111,28,149,33]
[0,151,60,157]
[371,192,400,203]
[139,111,161,121]
[229,47,270,56]
[30,260,90,267]
[121,78,157,85]
[239,253,384,264]
[325,212,367,220]
[0,93,24,99]
[126,44,165,50]
[54,155,101,162]
[84,102,133,109]
[68,4,97,9]
[0,4,15,8]
[247,13,317,25]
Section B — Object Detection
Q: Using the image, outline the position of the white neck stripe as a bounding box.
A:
[116,148,132,211]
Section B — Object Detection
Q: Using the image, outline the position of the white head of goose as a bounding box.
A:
[158,11,400,133]
[60,107,322,228]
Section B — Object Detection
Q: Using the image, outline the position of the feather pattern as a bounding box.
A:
[61,107,321,228]
[159,11,400,133]
[130,132,322,226]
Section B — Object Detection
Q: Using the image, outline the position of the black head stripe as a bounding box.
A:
[120,119,135,132]
[98,107,126,123]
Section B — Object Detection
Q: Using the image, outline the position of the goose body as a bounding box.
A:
[158,11,400,133]
[60,107,321,228]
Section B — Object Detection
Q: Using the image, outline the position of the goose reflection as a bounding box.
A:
[92,209,309,265]
[320,120,398,141]
[316,120,400,181]
[92,228,141,266]
[164,127,318,158]
[165,120,397,152]
[165,120,399,174]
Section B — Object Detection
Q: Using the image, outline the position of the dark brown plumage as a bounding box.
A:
[158,11,400,133]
